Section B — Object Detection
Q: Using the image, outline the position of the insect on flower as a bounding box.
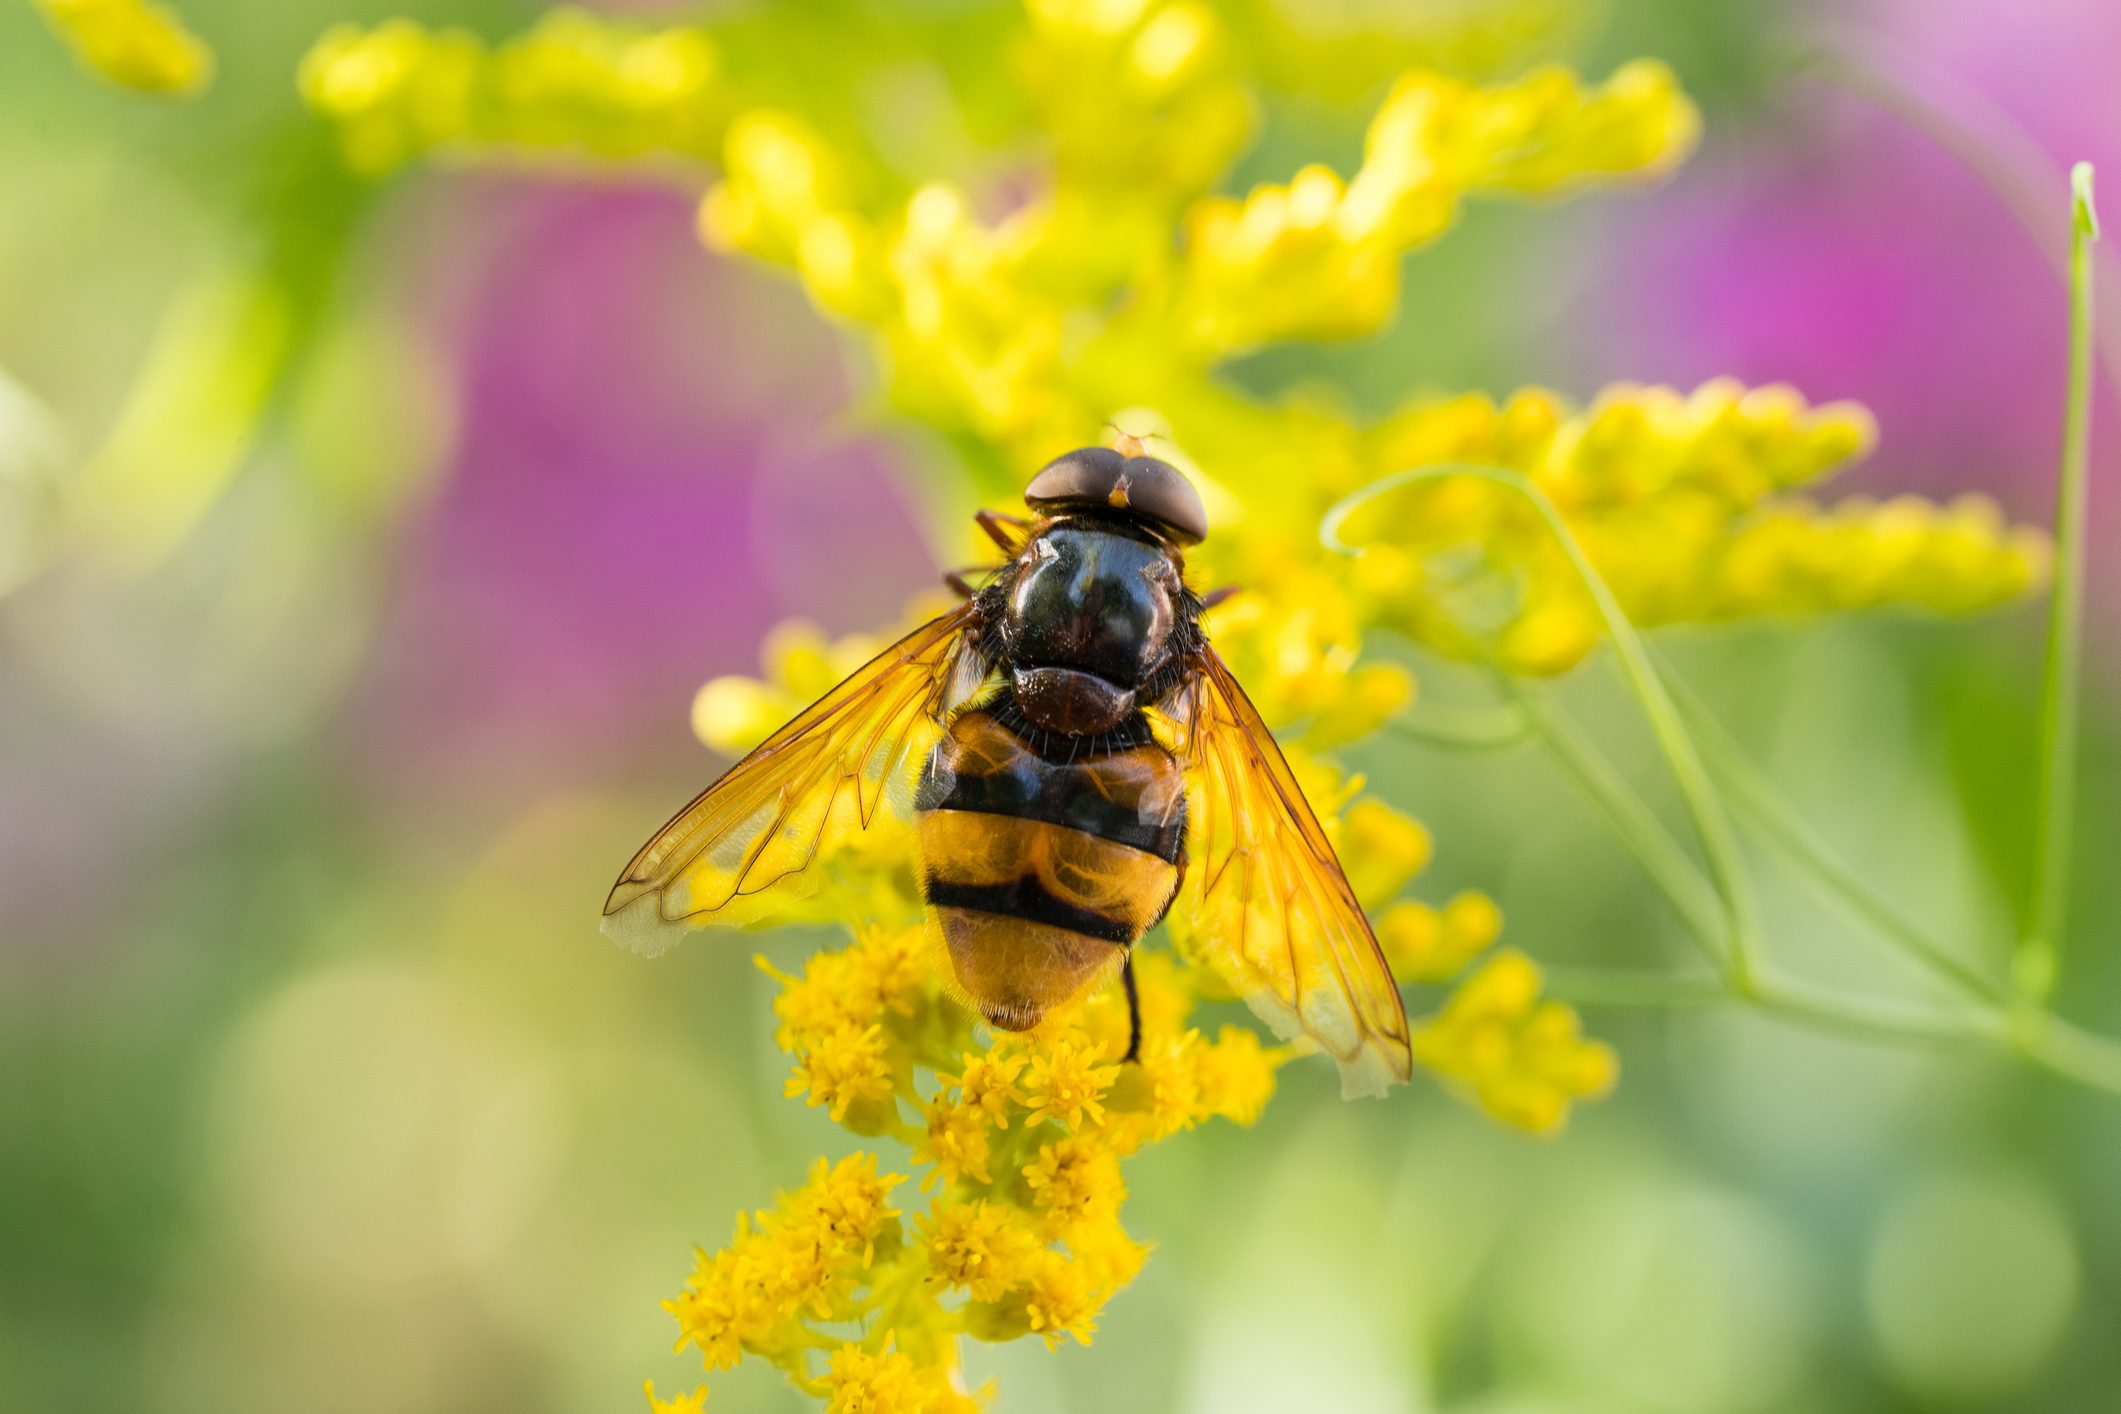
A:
[603,437,1412,1097]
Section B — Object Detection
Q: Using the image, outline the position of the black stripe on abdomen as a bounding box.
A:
[921,768,1182,860]
[922,877,1137,945]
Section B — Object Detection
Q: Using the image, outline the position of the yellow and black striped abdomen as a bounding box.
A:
[915,708,1185,1031]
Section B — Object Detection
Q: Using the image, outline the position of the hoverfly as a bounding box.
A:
[603,440,1412,1096]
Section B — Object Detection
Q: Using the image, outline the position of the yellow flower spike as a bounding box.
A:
[646,1379,712,1414]
[300,11,722,171]
[1411,950,1616,1134]
[1019,1035,1122,1130]
[1338,798,1435,909]
[703,111,853,268]
[1019,0,1254,199]
[1304,660,1417,750]
[1176,64,1696,352]
[918,1199,1045,1303]
[1380,889,1504,984]
[38,0,213,95]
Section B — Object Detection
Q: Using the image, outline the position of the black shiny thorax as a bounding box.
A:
[973,512,1201,741]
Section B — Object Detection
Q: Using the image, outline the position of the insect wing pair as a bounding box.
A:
[603,515,1412,1098]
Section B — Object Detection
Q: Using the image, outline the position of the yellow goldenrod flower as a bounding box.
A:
[1190,1024,1279,1124]
[37,0,212,95]
[1021,1134,1126,1232]
[785,1022,900,1131]
[822,1340,975,1414]
[918,1199,1044,1303]
[1172,62,1697,351]
[1380,891,1505,984]
[1015,1034,1121,1130]
[941,1051,1027,1129]
[300,10,722,172]
[645,1379,711,1414]
[1021,1252,1108,1347]
[913,1099,995,1189]
[665,931,1281,1404]
[1338,798,1436,909]
[1411,950,1617,1133]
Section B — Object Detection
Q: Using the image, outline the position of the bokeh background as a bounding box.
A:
[4,1,2120,1411]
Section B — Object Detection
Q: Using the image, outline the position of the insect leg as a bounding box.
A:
[1199,584,1243,610]
[974,509,1031,552]
[1121,952,1142,1064]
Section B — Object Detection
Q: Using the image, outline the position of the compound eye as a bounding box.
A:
[1031,537,1060,562]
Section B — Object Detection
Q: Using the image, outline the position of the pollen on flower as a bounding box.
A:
[786,1021,898,1126]
[919,1199,1044,1303]
[1022,1135,1126,1233]
[913,1099,994,1189]
[1017,1035,1121,1130]
[942,1051,1027,1128]
[818,1348,928,1414]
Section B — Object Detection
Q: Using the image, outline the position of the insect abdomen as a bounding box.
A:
[915,708,1184,1031]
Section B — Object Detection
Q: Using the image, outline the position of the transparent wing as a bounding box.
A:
[1171,645,1414,1098]
[602,604,982,956]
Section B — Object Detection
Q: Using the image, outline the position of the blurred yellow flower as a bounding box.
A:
[1411,950,1619,1133]
[300,10,722,172]
[37,0,211,95]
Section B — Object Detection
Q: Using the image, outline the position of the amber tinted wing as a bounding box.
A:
[1173,645,1413,1097]
[602,604,982,956]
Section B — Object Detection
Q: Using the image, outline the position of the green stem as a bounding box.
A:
[1543,967,1726,1010]
[1661,665,2008,1005]
[2021,163,2099,1004]
[1384,701,1535,752]
[1505,684,1727,964]
[2024,1018,2121,1093]
[1745,978,2006,1050]
[1325,464,1759,990]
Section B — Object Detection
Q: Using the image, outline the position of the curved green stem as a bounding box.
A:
[1503,682,1727,964]
[1659,664,2009,1005]
[1325,463,1759,990]
[2021,163,2100,1004]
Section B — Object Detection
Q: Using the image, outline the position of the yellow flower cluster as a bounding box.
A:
[299,9,722,172]
[36,0,212,95]
[1410,950,1617,1134]
[1379,891,1506,983]
[1328,379,2048,671]
[661,928,1285,1408]
[1174,61,1698,351]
